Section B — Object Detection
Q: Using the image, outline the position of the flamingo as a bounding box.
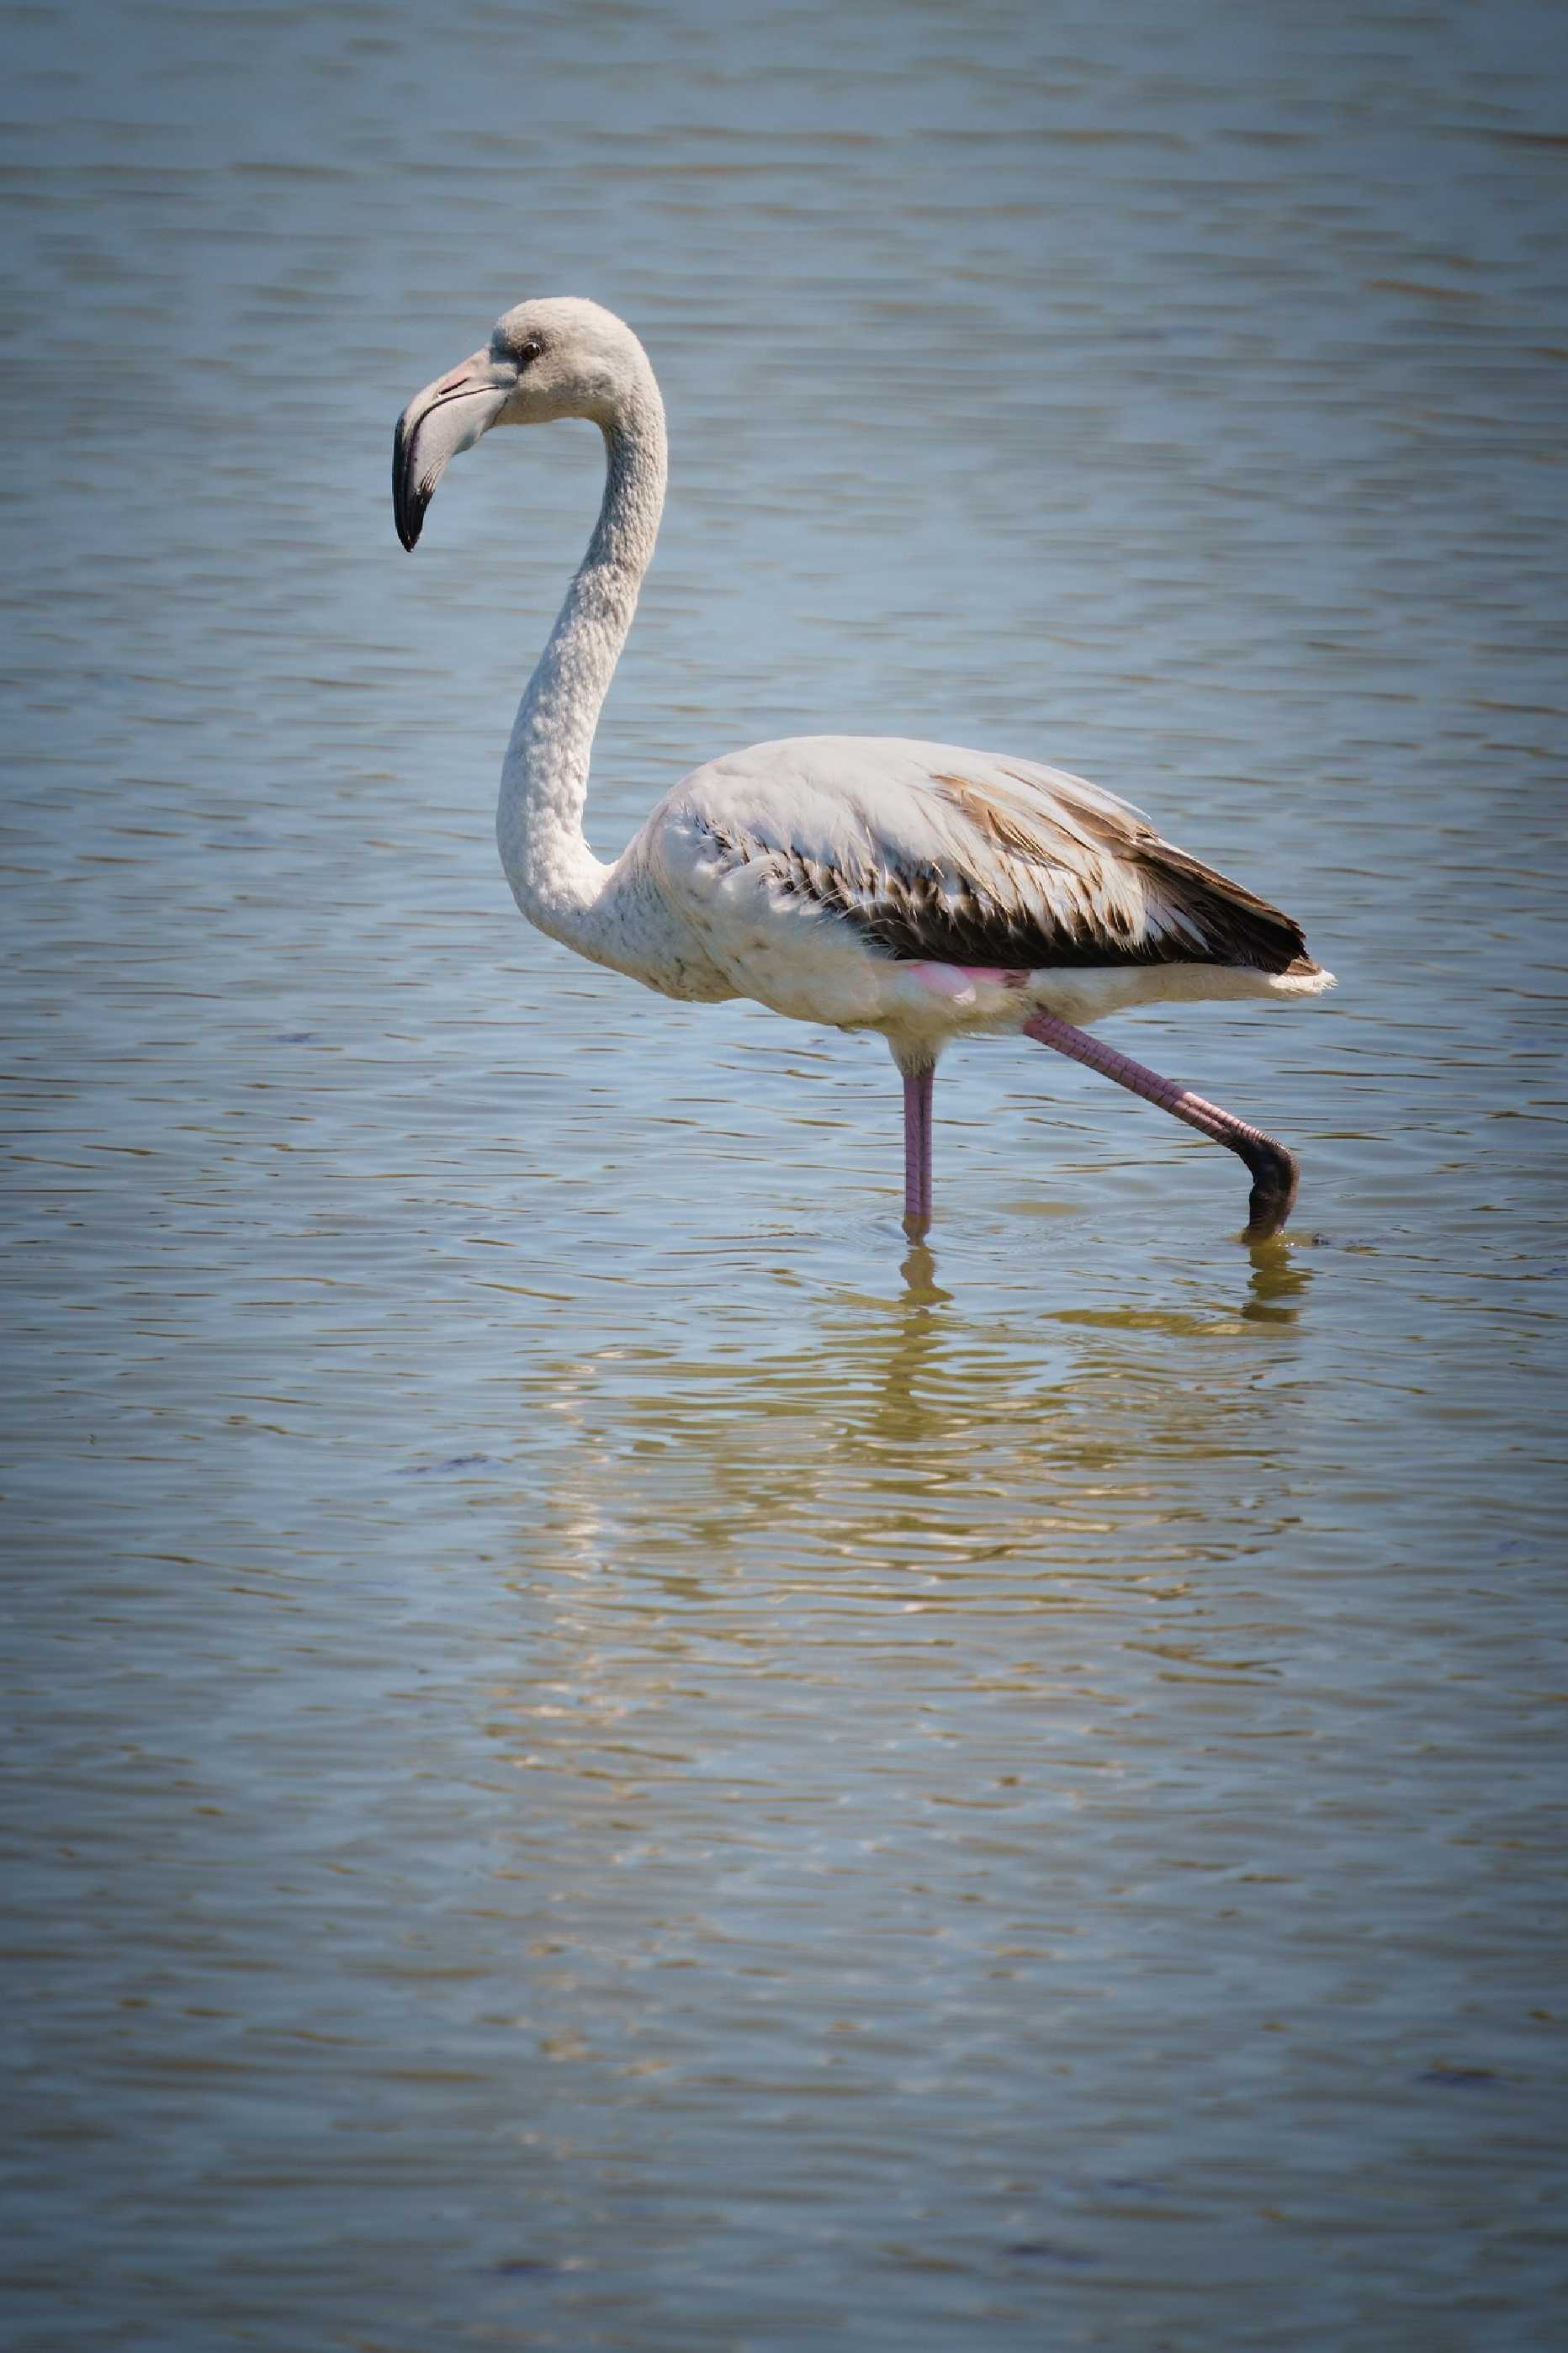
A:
[394,297,1332,1242]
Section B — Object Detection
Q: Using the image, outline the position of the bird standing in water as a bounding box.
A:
[394,297,1332,1240]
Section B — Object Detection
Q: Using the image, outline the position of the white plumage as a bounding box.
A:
[395,297,1332,1241]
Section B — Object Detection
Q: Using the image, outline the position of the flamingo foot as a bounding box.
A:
[1241,1137,1300,1243]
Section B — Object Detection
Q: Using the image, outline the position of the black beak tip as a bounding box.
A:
[392,415,425,551]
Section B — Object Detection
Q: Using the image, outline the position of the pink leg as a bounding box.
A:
[903,1063,934,1233]
[1021,1010,1300,1240]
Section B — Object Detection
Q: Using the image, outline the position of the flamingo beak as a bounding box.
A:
[393,349,518,550]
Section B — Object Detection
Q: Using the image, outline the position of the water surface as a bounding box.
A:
[3,3,1566,2346]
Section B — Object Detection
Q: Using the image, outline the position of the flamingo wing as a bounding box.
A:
[655,737,1314,976]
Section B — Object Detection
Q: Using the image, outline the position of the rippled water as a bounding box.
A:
[4,2,1566,2345]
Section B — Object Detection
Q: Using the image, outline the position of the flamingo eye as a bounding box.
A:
[515,337,543,368]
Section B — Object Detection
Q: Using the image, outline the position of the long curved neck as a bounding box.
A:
[496,381,667,952]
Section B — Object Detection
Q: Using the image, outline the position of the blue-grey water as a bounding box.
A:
[4,2,1566,2346]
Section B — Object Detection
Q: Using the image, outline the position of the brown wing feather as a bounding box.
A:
[999,768,1311,973]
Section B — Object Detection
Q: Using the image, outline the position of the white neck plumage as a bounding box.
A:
[495,380,668,960]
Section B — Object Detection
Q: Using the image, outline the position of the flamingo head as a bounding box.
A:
[393,297,657,551]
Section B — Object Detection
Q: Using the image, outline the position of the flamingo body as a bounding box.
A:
[641,734,1328,1052]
